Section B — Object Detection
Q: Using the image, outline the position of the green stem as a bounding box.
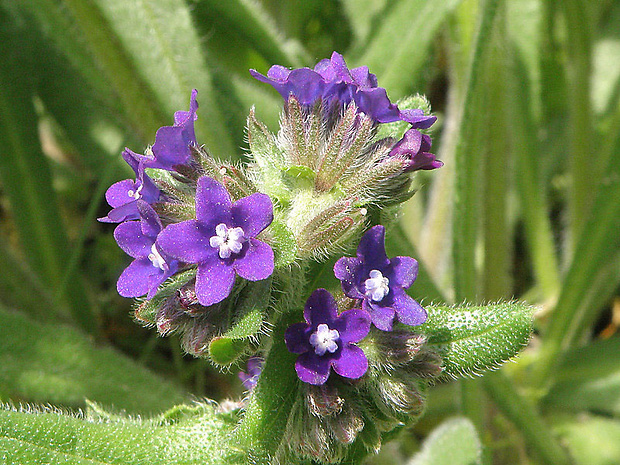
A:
[452,0,500,303]
[483,371,573,465]
[532,149,620,389]
[482,4,511,301]
[507,31,561,303]
[562,0,595,254]
[233,312,300,462]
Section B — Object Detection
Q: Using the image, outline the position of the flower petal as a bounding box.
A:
[195,255,235,306]
[333,309,371,344]
[231,193,273,237]
[114,221,153,258]
[389,256,418,289]
[157,220,216,264]
[364,300,395,331]
[304,289,339,327]
[295,352,332,385]
[105,179,136,208]
[117,258,157,297]
[391,288,427,326]
[137,201,162,238]
[99,201,139,223]
[333,256,365,299]
[233,238,274,281]
[285,322,312,354]
[150,126,192,170]
[356,225,390,271]
[332,345,368,380]
[195,176,232,225]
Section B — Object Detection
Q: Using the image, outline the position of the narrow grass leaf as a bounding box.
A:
[198,0,306,68]
[354,0,462,97]
[543,336,620,417]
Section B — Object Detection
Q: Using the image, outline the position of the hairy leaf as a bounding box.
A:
[0,402,237,465]
[554,416,620,465]
[408,417,482,465]
[0,306,186,415]
[419,302,534,379]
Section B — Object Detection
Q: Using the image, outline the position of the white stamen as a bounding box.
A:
[364,269,390,302]
[148,243,168,271]
[360,208,367,216]
[309,324,340,356]
[209,223,246,259]
[127,183,144,200]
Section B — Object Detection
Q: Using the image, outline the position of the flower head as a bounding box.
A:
[334,225,426,331]
[285,289,371,385]
[157,176,274,307]
[114,201,178,298]
[238,356,263,391]
[99,149,161,223]
[145,89,199,170]
[251,52,436,127]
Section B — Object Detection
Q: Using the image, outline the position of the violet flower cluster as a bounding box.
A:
[101,53,442,450]
[284,226,425,385]
[251,51,442,172]
[100,90,274,309]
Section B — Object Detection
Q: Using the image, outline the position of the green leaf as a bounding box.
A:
[554,416,620,465]
[0,305,186,415]
[543,336,620,416]
[354,0,462,97]
[90,0,235,157]
[534,143,620,386]
[0,9,95,331]
[197,0,306,68]
[407,417,482,465]
[0,402,237,465]
[209,279,272,366]
[419,302,534,379]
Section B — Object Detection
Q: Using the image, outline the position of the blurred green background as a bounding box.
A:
[0,0,619,464]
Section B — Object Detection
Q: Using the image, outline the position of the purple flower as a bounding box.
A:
[334,225,426,331]
[238,357,263,391]
[99,149,161,223]
[145,89,199,170]
[114,201,178,298]
[390,128,443,172]
[251,52,436,126]
[285,289,371,385]
[157,176,274,307]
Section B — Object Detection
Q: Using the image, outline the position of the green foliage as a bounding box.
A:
[0,305,186,415]
[0,402,237,465]
[408,417,482,465]
[419,302,534,379]
[1,0,619,463]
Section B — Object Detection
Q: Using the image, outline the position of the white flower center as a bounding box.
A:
[148,243,168,271]
[309,324,340,356]
[127,183,144,200]
[364,269,390,302]
[209,223,246,259]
